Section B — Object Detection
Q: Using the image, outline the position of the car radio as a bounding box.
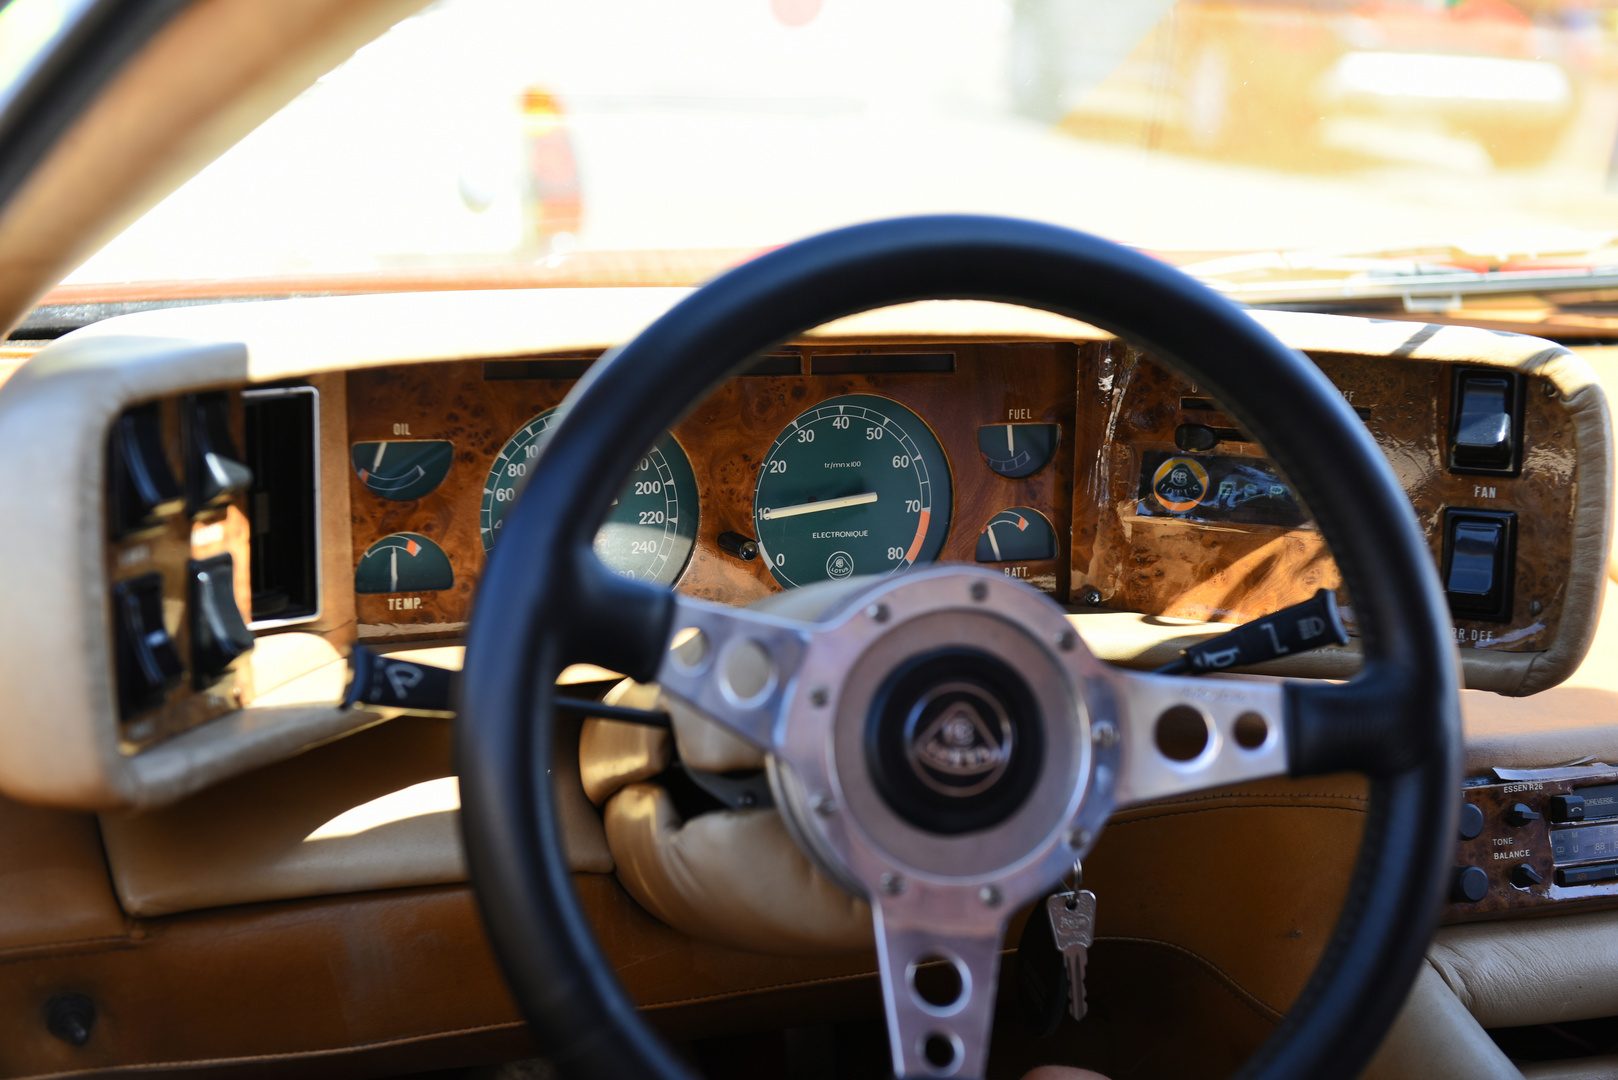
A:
[1448,763,1618,920]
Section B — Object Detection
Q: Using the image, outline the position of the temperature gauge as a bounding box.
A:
[355,533,454,594]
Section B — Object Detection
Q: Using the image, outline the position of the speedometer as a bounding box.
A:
[481,408,699,586]
[753,394,952,588]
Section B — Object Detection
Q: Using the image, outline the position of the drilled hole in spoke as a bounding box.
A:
[922,1033,960,1072]
[720,639,775,704]
[1155,705,1210,762]
[1234,711,1269,750]
[670,627,707,668]
[909,954,965,1010]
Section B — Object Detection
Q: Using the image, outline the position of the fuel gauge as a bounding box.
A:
[977,423,1058,479]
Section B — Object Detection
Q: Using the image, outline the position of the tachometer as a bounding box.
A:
[481,408,699,586]
[753,394,952,588]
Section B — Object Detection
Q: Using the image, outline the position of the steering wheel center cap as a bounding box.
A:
[760,569,1112,885]
[908,684,1012,797]
[865,649,1043,834]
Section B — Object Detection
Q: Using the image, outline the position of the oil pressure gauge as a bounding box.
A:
[752,394,952,588]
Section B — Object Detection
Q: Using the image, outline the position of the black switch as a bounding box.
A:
[1442,509,1515,622]
[185,393,254,513]
[189,554,253,685]
[1556,862,1618,886]
[111,573,183,718]
[1174,423,1219,452]
[1449,368,1523,475]
[107,403,183,539]
[1549,794,1587,823]
[1510,863,1544,888]
[1459,802,1485,840]
[1506,802,1541,827]
[1450,865,1489,903]
[716,531,759,562]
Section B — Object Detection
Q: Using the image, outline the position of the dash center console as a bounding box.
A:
[1448,764,1618,920]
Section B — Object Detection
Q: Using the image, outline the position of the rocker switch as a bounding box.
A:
[1442,510,1515,622]
[108,403,183,539]
[185,393,253,513]
[189,553,253,685]
[111,573,183,718]
[1452,375,1512,468]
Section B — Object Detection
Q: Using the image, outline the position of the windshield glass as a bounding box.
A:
[63,0,1618,284]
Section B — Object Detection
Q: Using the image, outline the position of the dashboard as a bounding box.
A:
[342,333,1587,677]
[0,292,1608,821]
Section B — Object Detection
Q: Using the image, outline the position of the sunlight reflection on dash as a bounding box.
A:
[303,776,460,841]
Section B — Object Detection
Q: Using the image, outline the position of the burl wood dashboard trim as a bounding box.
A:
[1072,345,1579,658]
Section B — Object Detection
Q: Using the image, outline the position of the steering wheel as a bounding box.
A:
[455,216,1461,1080]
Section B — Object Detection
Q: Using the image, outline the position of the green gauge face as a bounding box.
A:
[975,507,1057,563]
[352,440,454,501]
[480,408,699,586]
[753,394,952,588]
[355,532,454,594]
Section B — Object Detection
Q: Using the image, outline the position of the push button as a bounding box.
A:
[1442,509,1515,622]
[108,403,183,539]
[111,573,183,718]
[189,554,253,685]
[1449,368,1522,475]
[1549,794,1587,823]
[185,393,253,513]
[1556,862,1618,887]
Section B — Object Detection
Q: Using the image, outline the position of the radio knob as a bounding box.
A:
[1510,864,1544,888]
[1459,802,1484,840]
[1506,802,1541,827]
[1451,865,1489,904]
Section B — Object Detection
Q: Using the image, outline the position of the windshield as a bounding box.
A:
[59,0,1618,285]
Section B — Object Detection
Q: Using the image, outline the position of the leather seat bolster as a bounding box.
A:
[604,782,871,955]
[1428,909,1618,1029]
[1361,962,1521,1080]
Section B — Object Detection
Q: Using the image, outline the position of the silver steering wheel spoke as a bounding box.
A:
[653,594,812,752]
[875,903,1006,1080]
[1104,667,1290,807]
[655,570,1291,1080]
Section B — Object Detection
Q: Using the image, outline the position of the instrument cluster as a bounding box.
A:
[345,344,1077,640]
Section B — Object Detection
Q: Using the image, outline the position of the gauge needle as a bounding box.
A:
[759,492,878,521]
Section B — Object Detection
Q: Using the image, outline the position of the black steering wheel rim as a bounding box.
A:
[455,215,1461,1080]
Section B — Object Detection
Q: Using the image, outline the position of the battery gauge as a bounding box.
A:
[975,508,1057,563]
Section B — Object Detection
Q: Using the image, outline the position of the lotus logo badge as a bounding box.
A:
[906,682,1014,798]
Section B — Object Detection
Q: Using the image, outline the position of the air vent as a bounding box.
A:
[243,387,320,628]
